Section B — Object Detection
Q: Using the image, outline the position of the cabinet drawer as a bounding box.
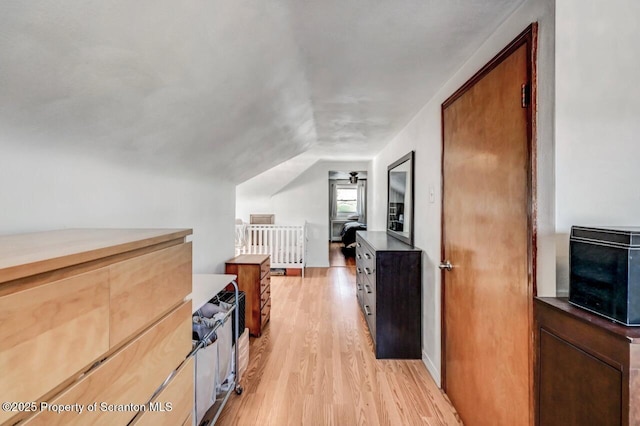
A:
[364,308,376,342]
[261,300,271,328]
[24,302,192,426]
[363,263,376,286]
[356,249,375,277]
[363,276,376,312]
[260,285,271,309]
[356,277,364,307]
[363,274,375,299]
[131,356,194,426]
[260,259,270,278]
[0,268,110,425]
[363,290,376,342]
[182,413,193,426]
[260,274,270,294]
[110,243,192,347]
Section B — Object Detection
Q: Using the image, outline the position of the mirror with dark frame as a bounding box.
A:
[387,151,415,246]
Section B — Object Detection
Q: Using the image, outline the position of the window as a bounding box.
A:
[336,186,358,215]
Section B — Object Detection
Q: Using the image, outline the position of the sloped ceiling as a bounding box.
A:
[0,0,524,183]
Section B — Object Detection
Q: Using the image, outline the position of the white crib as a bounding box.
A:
[235,223,307,277]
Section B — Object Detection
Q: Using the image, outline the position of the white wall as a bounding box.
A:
[555,0,640,294]
[236,160,370,267]
[0,143,236,273]
[370,0,555,385]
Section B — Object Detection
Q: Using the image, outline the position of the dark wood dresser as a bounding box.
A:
[535,297,640,426]
[355,231,422,359]
[225,254,271,337]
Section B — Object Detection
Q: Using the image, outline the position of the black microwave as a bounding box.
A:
[569,226,640,326]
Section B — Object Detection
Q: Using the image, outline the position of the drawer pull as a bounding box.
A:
[356,283,362,291]
[364,305,372,316]
[364,267,373,275]
[365,284,372,294]
[356,267,362,274]
[364,253,372,260]
[357,254,362,260]
[356,242,361,248]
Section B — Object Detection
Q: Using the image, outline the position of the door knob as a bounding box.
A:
[439,260,453,271]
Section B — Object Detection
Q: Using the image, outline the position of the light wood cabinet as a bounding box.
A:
[225,254,271,337]
[0,229,193,426]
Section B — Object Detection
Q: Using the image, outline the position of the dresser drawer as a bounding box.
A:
[363,291,376,343]
[260,258,270,278]
[260,284,271,309]
[356,275,364,307]
[182,413,193,426]
[363,262,376,285]
[362,302,376,342]
[356,243,375,276]
[131,356,194,426]
[364,273,375,298]
[260,274,270,294]
[0,268,110,425]
[23,302,192,426]
[110,243,192,347]
[261,300,271,328]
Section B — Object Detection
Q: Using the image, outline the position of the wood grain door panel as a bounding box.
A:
[131,356,194,426]
[23,302,192,426]
[539,330,621,426]
[0,268,110,425]
[109,242,192,347]
[442,28,534,426]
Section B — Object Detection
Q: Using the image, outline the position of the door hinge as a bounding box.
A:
[521,82,531,108]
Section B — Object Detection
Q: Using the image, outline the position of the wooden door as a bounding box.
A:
[441,27,535,426]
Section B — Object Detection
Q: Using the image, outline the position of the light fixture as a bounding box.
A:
[349,172,358,184]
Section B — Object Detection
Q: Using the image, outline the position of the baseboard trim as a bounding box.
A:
[422,350,442,388]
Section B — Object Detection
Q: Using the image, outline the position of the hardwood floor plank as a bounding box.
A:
[216,266,461,425]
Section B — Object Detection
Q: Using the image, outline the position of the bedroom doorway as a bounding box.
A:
[328,171,367,266]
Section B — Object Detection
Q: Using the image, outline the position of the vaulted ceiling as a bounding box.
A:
[0,0,525,183]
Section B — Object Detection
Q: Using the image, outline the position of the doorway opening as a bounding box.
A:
[328,170,367,267]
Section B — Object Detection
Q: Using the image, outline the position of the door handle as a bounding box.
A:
[439,260,453,271]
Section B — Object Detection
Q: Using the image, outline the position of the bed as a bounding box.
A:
[340,221,367,256]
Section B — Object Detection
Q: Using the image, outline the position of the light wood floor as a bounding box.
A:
[216,266,461,425]
[329,242,356,267]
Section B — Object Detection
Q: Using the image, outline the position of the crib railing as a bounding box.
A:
[235,223,306,277]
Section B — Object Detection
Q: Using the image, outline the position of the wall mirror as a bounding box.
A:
[387,151,415,245]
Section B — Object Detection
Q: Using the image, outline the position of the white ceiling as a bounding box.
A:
[0,0,525,183]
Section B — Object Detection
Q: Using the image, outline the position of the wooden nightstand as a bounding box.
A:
[225,254,271,337]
